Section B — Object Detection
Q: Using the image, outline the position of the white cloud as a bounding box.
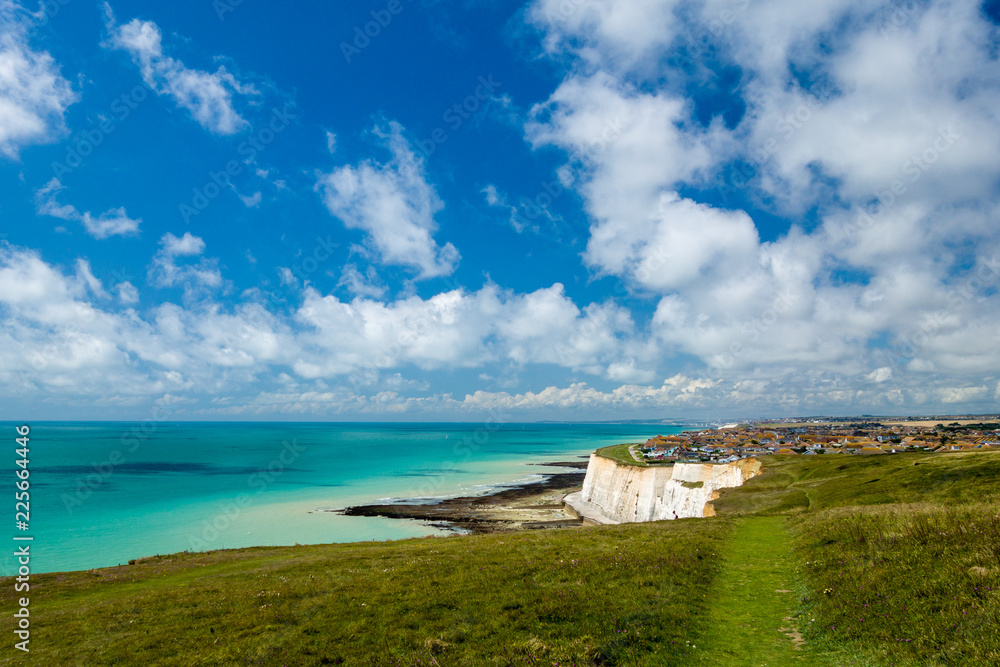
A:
[291,282,655,384]
[496,284,638,376]
[161,231,204,256]
[481,184,500,206]
[938,386,988,404]
[78,208,142,240]
[149,232,221,289]
[606,359,656,384]
[317,121,460,278]
[35,178,141,238]
[74,259,108,299]
[522,0,1000,403]
[528,0,1000,213]
[116,281,139,305]
[526,73,724,266]
[481,183,527,233]
[590,191,760,291]
[736,3,1000,212]
[337,264,386,299]
[238,191,262,207]
[293,286,496,377]
[867,367,892,383]
[1,242,997,416]
[460,375,721,412]
[528,0,679,72]
[0,1,76,157]
[277,266,297,286]
[103,4,258,135]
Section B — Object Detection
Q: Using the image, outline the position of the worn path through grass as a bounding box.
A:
[694,516,827,666]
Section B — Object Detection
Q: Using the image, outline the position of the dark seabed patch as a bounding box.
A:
[34,462,307,476]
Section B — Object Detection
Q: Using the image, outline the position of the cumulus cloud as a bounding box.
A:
[0,244,298,401]
[317,121,460,278]
[528,0,679,72]
[0,244,656,405]
[461,376,719,412]
[0,1,76,157]
[6,1,1000,418]
[524,0,1000,401]
[526,72,719,223]
[103,4,259,134]
[35,178,141,238]
[1,242,997,417]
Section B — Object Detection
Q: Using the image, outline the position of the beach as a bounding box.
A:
[340,460,589,533]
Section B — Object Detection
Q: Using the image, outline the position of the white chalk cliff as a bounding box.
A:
[564,454,760,524]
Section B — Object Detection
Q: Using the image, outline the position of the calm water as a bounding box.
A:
[5,422,682,573]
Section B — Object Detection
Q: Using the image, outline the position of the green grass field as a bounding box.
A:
[594,442,645,466]
[3,450,999,665]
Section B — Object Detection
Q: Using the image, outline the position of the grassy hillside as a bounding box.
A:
[2,520,731,666]
[711,449,1000,515]
[3,450,999,666]
[713,451,1000,666]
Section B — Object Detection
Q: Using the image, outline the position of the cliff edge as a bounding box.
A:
[564,454,760,525]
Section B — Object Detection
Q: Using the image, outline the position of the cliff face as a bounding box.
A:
[571,455,760,523]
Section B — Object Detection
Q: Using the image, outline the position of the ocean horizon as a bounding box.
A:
[11,421,686,574]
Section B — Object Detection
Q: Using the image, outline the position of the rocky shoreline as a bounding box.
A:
[335,461,589,534]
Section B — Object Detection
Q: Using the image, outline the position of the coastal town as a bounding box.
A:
[640,418,1000,464]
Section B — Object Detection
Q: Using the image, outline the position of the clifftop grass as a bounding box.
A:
[594,442,646,466]
[712,449,1000,515]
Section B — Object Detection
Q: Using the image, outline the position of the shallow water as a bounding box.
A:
[7,421,682,573]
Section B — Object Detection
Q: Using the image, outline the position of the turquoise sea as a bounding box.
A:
[7,422,684,574]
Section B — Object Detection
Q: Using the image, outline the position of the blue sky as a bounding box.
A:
[1,0,999,420]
